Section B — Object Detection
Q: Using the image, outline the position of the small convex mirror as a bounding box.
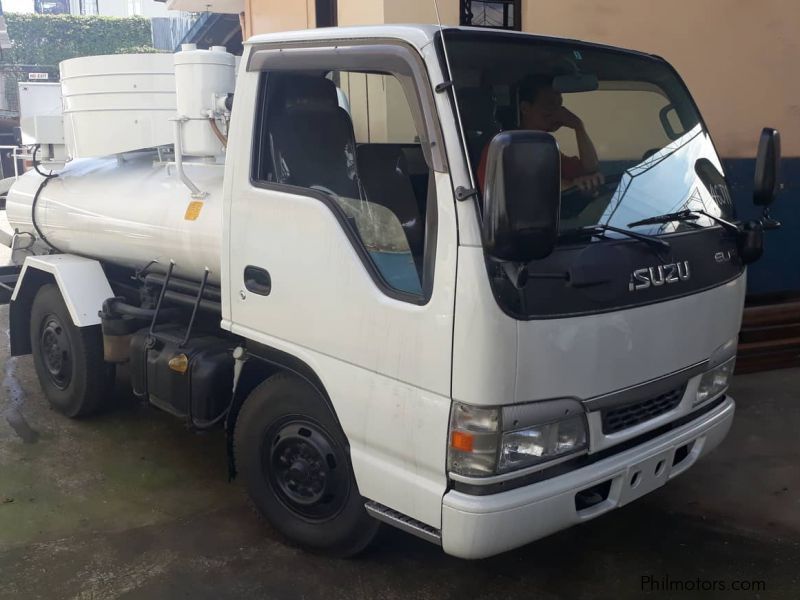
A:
[753,127,781,206]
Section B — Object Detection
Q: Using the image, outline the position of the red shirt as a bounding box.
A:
[476,143,588,191]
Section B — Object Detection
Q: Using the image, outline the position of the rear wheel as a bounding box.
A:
[30,284,114,418]
[234,373,379,557]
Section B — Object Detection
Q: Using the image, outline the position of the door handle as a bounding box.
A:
[244,265,271,296]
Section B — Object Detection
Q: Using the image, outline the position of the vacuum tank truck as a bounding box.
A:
[0,26,782,559]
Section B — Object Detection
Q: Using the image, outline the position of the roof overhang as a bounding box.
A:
[161,0,244,13]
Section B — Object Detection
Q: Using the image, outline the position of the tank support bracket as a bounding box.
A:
[172,117,208,199]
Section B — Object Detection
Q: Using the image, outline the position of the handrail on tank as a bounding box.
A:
[172,117,208,199]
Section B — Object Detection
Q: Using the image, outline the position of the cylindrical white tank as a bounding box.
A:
[6,152,225,284]
[174,44,235,157]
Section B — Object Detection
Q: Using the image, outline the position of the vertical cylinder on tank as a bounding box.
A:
[174,44,235,157]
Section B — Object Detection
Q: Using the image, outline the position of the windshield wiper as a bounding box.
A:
[628,209,739,233]
[561,223,671,251]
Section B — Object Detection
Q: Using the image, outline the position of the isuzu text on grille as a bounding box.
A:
[629,261,691,291]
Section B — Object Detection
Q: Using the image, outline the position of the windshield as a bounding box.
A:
[444,30,734,241]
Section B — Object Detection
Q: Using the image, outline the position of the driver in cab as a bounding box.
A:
[477,75,605,193]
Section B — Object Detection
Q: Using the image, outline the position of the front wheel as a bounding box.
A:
[29,284,114,418]
[234,373,379,557]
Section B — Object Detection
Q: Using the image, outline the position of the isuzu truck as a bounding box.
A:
[0,25,781,559]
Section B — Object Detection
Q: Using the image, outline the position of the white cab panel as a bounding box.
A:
[453,245,746,405]
[451,246,518,406]
[225,170,458,528]
[222,53,459,527]
[513,275,746,402]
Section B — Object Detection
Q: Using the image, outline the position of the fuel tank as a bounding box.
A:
[6,151,225,284]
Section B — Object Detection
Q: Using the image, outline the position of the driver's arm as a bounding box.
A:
[574,122,599,173]
[556,107,599,174]
[567,172,605,193]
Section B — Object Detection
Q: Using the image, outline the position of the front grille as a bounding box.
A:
[601,385,686,434]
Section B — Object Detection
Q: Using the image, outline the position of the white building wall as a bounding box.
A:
[124,0,170,17]
[67,0,170,17]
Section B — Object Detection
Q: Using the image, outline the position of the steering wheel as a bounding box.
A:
[562,172,623,196]
[560,172,623,219]
[642,148,661,161]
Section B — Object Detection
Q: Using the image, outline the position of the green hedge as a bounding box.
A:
[3,13,155,67]
[114,45,167,55]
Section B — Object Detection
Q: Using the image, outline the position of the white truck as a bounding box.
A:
[0,25,782,559]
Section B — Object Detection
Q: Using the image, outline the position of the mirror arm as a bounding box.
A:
[500,261,528,288]
[435,80,453,93]
[499,261,570,289]
[760,206,781,231]
[456,186,479,202]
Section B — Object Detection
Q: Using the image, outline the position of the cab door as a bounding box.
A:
[222,42,458,529]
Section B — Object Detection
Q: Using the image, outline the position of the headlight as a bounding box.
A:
[694,357,735,406]
[499,415,587,472]
[447,400,588,477]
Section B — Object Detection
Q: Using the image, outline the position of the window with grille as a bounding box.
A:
[460,0,521,31]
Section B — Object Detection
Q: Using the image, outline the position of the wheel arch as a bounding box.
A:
[225,341,343,479]
[10,255,113,356]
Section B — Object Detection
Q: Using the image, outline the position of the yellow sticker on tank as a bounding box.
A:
[184,201,203,221]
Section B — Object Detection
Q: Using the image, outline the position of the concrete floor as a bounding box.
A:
[1,306,799,599]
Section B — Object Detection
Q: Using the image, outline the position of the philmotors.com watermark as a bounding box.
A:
[641,575,767,593]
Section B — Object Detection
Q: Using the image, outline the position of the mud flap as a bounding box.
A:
[0,265,21,305]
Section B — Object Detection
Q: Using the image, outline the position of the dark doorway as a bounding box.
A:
[316,0,337,28]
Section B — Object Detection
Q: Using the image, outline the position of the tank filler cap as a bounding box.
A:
[181,43,198,51]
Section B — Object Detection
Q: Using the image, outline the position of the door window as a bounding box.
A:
[251,69,436,300]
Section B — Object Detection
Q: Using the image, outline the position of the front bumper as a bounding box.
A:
[441,395,735,559]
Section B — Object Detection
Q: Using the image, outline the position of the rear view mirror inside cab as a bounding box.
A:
[552,73,599,93]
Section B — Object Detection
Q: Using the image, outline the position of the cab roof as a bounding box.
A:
[246,24,444,51]
[244,24,656,62]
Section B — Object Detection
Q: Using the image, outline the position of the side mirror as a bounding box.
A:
[482,131,561,262]
[753,127,781,206]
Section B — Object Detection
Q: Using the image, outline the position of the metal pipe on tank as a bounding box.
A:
[172,117,207,199]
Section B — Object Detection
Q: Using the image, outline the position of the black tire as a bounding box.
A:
[234,372,379,557]
[30,283,114,418]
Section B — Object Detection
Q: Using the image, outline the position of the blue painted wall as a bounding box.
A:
[724,157,800,297]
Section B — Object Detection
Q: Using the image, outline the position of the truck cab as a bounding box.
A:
[4,25,781,559]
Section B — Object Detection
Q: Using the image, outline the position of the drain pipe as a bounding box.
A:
[172,117,207,199]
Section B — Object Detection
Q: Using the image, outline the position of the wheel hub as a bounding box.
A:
[40,316,72,390]
[266,420,348,521]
